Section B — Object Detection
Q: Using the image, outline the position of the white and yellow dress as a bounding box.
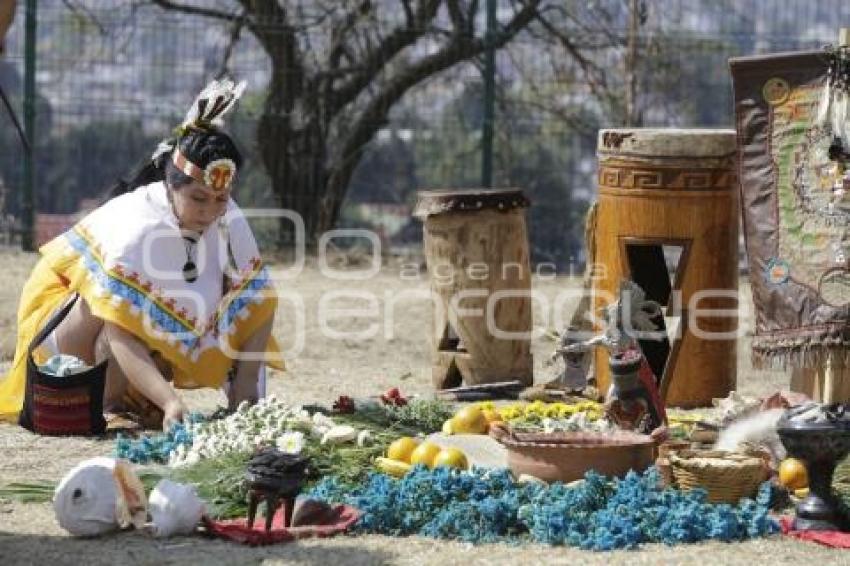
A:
[0,181,283,421]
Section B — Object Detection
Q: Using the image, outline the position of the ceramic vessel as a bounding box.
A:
[489,424,655,483]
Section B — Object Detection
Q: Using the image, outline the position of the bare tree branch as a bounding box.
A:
[60,0,109,36]
[234,0,287,50]
[466,0,480,29]
[326,0,442,116]
[215,12,247,79]
[446,0,467,34]
[328,0,542,204]
[400,0,415,28]
[533,12,612,106]
[328,1,373,71]
[149,0,240,23]
[236,1,305,114]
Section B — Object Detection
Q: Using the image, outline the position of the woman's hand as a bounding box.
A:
[103,322,186,431]
[162,398,187,431]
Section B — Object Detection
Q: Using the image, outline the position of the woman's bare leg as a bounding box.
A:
[53,296,103,366]
[95,328,128,410]
[228,316,274,410]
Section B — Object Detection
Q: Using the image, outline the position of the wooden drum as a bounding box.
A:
[414,189,534,389]
[593,129,739,407]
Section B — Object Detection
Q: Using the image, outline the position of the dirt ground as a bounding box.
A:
[0,248,847,565]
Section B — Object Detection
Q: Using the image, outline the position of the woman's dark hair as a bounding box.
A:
[103,127,243,202]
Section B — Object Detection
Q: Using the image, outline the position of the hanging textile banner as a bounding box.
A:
[730,49,849,369]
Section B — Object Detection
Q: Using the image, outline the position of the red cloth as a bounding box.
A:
[637,355,667,424]
[780,516,850,548]
[204,503,360,546]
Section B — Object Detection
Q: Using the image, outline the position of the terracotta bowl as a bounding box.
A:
[489,424,656,483]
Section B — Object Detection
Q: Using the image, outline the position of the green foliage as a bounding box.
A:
[376,399,455,433]
[347,132,418,204]
[406,82,589,269]
[37,119,160,212]
[0,480,55,504]
[169,451,252,519]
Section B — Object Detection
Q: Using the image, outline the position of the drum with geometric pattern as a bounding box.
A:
[593,129,739,408]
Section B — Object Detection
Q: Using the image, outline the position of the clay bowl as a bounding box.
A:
[489,423,656,483]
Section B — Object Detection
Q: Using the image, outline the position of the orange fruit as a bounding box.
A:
[779,458,809,491]
[387,437,419,464]
[434,447,469,470]
[451,406,489,434]
[409,442,442,468]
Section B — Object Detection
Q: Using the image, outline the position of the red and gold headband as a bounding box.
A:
[172,148,236,193]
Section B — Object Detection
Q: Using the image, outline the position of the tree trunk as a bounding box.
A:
[257,69,332,247]
[259,73,367,247]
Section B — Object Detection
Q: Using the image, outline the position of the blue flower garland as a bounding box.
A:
[115,412,204,464]
[308,467,779,550]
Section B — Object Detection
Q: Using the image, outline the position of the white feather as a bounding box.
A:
[816,81,832,126]
[151,140,175,161]
[714,408,786,464]
[832,90,848,145]
[181,79,247,129]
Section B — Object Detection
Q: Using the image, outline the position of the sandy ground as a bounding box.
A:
[0,248,847,565]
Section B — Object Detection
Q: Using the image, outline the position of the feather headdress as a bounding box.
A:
[151,79,247,192]
[152,78,247,161]
[180,78,247,131]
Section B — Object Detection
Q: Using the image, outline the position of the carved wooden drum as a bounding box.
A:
[414,188,534,389]
[593,129,739,407]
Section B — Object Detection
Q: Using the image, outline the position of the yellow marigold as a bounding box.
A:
[499,405,523,421]
[476,401,495,411]
[524,402,546,417]
[561,405,580,417]
[543,405,559,418]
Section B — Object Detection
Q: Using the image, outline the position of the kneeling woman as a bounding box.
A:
[0,80,283,430]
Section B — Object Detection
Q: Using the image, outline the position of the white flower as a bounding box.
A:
[296,409,310,421]
[276,431,305,455]
[312,413,334,427]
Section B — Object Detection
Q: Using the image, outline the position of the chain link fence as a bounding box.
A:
[0,0,846,267]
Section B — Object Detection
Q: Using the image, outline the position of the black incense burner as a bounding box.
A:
[777,404,850,532]
[245,448,309,531]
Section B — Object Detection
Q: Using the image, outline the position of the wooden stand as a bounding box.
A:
[791,361,850,404]
[415,189,534,389]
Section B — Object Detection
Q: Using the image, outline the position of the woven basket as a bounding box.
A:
[669,449,766,504]
[657,440,691,459]
[655,440,691,487]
